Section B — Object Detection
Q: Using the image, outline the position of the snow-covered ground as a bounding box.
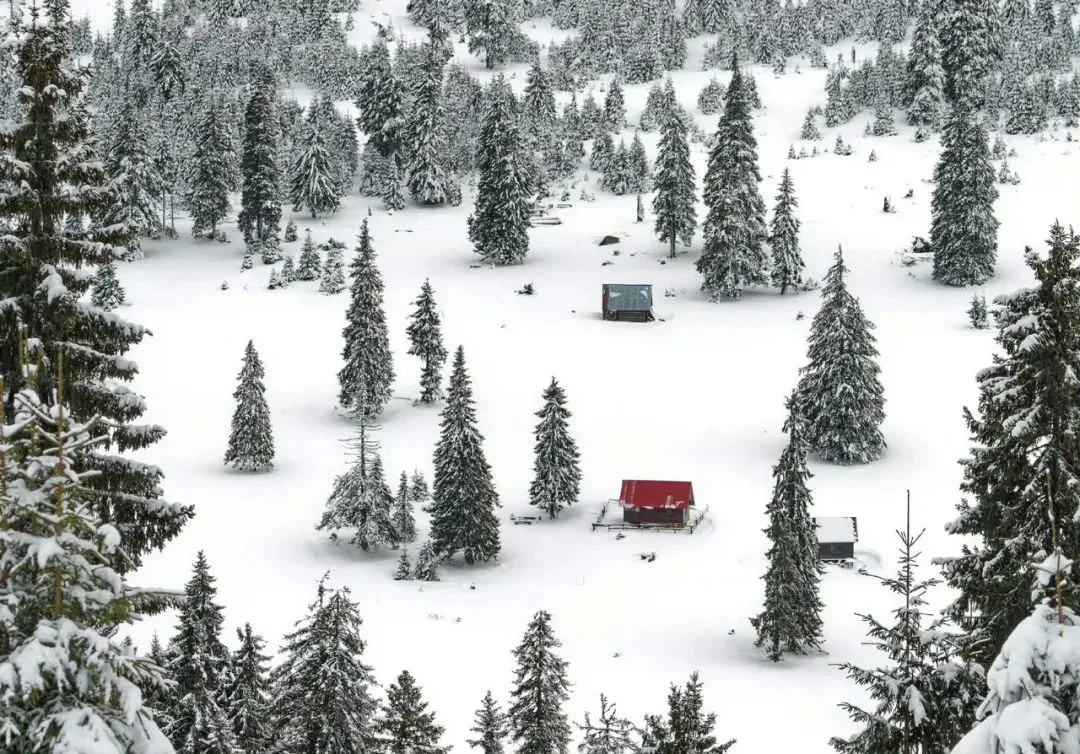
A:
[71,1,1080,751]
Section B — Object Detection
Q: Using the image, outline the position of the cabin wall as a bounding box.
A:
[623,507,688,525]
[818,542,855,561]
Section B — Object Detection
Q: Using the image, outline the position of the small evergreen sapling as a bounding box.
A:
[267,269,281,290]
[413,540,441,581]
[320,243,346,294]
[968,292,989,328]
[508,610,572,754]
[394,471,417,543]
[406,279,449,405]
[224,340,275,472]
[376,670,450,754]
[280,256,296,284]
[801,110,822,140]
[296,231,322,280]
[697,78,725,115]
[528,377,582,518]
[409,469,430,503]
[284,220,298,242]
[91,260,126,310]
[395,549,414,580]
[469,690,509,754]
[576,695,635,754]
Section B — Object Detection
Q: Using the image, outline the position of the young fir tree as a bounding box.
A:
[528,377,582,519]
[101,101,160,255]
[831,504,982,754]
[296,230,322,280]
[395,471,418,543]
[284,219,298,242]
[413,539,441,581]
[768,167,803,294]
[289,116,342,218]
[320,242,347,294]
[603,79,626,131]
[269,578,380,754]
[468,76,531,265]
[0,388,175,754]
[410,469,431,503]
[968,292,989,328]
[522,61,558,141]
[338,220,395,415]
[469,690,509,754]
[940,0,994,112]
[223,623,272,754]
[429,346,501,564]
[464,0,520,69]
[376,670,451,754]
[405,42,456,206]
[750,402,823,660]
[187,98,235,239]
[640,673,735,754]
[91,259,127,310]
[508,610,572,754]
[223,340,275,472]
[0,0,191,575]
[395,548,414,580]
[280,256,296,285]
[942,223,1080,667]
[238,75,282,244]
[801,110,822,140]
[576,695,635,754]
[651,105,697,259]
[930,107,999,287]
[406,278,449,404]
[697,61,769,300]
[796,248,886,464]
[904,1,945,127]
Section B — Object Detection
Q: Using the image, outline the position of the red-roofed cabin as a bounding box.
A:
[619,480,695,526]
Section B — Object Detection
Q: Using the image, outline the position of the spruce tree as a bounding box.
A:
[930,107,998,287]
[338,220,395,415]
[602,80,626,131]
[413,539,441,580]
[465,0,520,68]
[796,248,886,464]
[651,105,697,259]
[768,167,803,294]
[942,223,1080,666]
[395,548,414,580]
[405,43,456,206]
[224,340,275,472]
[697,61,769,300]
[280,256,296,285]
[238,76,282,244]
[508,610,572,754]
[410,469,431,503]
[940,0,994,112]
[320,243,347,294]
[429,346,501,564]
[750,402,823,660]
[904,1,945,127]
[640,673,735,754]
[187,98,235,239]
[528,377,582,519]
[469,690,509,754]
[406,279,448,404]
[289,116,341,218]
[576,695,635,754]
[101,101,160,255]
[269,578,380,754]
[223,623,272,754]
[376,670,451,754]
[831,508,981,754]
[394,471,417,543]
[0,0,190,574]
[296,230,322,280]
[91,259,127,310]
[469,76,531,265]
[801,110,822,140]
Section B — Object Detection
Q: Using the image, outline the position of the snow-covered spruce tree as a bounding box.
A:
[576,695,635,754]
[651,105,697,260]
[469,76,531,265]
[940,0,994,112]
[941,223,1080,667]
[284,220,298,242]
[187,97,235,239]
[796,248,886,464]
[91,259,126,310]
[101,100,160,256]
[338,219,395,415]
[395,548,414,580]
[528,377,581,519]
[603,79,626,131]
[508,610,572,754]
[697,61,769,301]
[469,690,509,754]
[376,670,451,754]
[289,113,342,218]
[750,401,823,660]
[429,346,501,564]
[831,509,982,754]
[640,673,735,754]
[280,256,296,285]
[394,470,417,543]
[0,388,176,753]
[628,133,651,193]
[224,340,275,472]
[0,0,190,574]
[904,0,945,128]
[296,230,322,280]
[223,623,272,753]
[464,0,520,69]
[167,551,241,754]
[405,41,456,206]
[269,577,380,754]
[320,242,347,294]
[406,278,448,405]
[801,110,822,140]
[522,61,558,141]
[768,167,803,294]
[413,539,441,580]
[930,107,998,287]
[238,74,282,245]
[698,78,725,116]
[968,292,989,328]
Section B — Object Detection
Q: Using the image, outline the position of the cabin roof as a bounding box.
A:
[620,480,693,510]
[603,284,653,311]
[814,516,857,544]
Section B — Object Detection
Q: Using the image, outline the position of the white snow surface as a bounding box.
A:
[68,2,1080,752]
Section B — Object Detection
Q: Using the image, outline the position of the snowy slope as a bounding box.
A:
[70,1,1080,752]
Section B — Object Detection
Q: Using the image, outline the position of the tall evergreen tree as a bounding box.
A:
[528,377,581,519]
[464,0,520,68]
[0,0,191,574]
[508,610,572,754]
[429,346,501,564]
[768,167,803,294]
[238,75,282,244]
[224,623,272,754]
[469,690,509,754]
[187,98,236,239]
[405,43,456,205]
[406,278,448,405]
[904,1,945,127]
[942,223,1080,667]
[697,61,768,300]
[576,695,635,754]
[224,340,275,472]
[289,112,342,218]
[640,673,735,754]
[101,100,160,255]
[338,220,395,415]
[522,61,558,140]
[394,471,418,543]
[796,248,886,464]
[269,578,380,754]
[468,76,531,265]
[602,79,626,131]
[750,402,823,660]
[376,670,451,754]
[930,107,998,287]
[940,0,994,112]
[651,104,696,259]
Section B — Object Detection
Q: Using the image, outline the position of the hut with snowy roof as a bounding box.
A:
[618,480,695,526]
[602,283,654,322]
[813,516,858,564]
